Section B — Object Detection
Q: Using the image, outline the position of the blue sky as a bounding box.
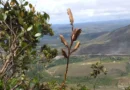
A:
[27,0,130,24]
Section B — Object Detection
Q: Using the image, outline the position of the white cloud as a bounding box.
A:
[27,0,130,24]
[77,9,95,17]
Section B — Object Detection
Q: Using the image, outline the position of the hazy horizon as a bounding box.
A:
[50,19,130,25]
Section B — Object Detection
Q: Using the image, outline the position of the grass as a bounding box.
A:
[46,56,86,69]
[25,55,130,90]
[47,56,127,77]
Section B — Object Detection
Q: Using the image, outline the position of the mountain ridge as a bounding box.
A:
[78,24,130,55]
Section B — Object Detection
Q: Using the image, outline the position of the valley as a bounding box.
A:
[30,55,130,90]
[39,19,130,55]
[37,19,130,89]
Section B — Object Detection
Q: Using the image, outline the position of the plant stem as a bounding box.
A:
[60,57,69,90]
[60,19,74,90]
[93,76,98,90]
[64,58,69,82]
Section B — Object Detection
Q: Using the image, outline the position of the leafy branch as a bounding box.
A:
[0,0,57,89]
[90,62,107,90]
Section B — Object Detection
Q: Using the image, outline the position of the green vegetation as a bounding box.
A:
[0,0,57,89]
[0,0,130,90]
[47,56,86,69]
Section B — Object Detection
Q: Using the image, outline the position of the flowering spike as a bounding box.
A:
[67,8,74,25]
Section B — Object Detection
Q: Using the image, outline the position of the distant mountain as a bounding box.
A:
[51,19,130,34]
[40,19,130,54]
[78,25,130,55]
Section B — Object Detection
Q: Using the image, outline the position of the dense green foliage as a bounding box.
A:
[0,0,57,73]
[0,0,57,89]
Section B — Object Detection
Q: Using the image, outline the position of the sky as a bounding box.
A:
[27,0,130,24]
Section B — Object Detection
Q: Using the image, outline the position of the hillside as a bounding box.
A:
[78,25,130,55]
[39,20,130,50]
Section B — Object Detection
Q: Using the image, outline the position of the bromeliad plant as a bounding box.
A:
[60,8,82,89]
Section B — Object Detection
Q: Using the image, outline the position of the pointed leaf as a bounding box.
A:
[74,41,80,50]
[59,35,68,47]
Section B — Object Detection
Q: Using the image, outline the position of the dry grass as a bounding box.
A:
[47,61,127,77]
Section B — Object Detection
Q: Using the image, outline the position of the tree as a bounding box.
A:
[0,0,57,80]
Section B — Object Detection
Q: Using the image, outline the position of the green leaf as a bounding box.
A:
[0,14,3,20]
[23,1,28,6]
[27,25,33,31]
[2,13,7,21]
[0,0,56,78]
[18,16,23,25]
[35,33,41,37]
[29,4,32,8]
[43,12,50,20]
[5,11,9,14]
